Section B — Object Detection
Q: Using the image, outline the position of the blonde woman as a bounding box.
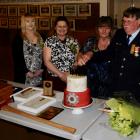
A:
[12,13,44,86]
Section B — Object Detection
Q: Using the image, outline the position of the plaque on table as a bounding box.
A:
[17,95,56,115]
[11,87,43,102]
[43,81,54,97]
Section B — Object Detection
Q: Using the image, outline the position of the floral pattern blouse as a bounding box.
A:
[23,37,44,86]
[45,35,79,77]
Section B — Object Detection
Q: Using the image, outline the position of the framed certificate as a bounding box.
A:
[78,4,91,17]
[12,87,43,102]
[8,17,18,29]
[0,18,8,28]
[18,5,27,16]
[28,4,39,16]
[52,5,63,16]
[0,5,7,16]
[64,4,77,17]
[38,18,50,30]
[17,95,56,115]
[40,5,50,16]
[8,6,17,16]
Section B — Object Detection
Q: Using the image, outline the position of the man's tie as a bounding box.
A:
[126,35,131,45]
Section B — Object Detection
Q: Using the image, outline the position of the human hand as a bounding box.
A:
[59,72,68,83]
[77,52,93,66]
[34,69,43,77]
[26,71,34,78]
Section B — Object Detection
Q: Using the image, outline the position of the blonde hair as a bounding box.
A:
[21,13,36,34]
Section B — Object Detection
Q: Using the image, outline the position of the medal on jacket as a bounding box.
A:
[134,47,140,57]
[130,44,140,57]
[130,44,135,54]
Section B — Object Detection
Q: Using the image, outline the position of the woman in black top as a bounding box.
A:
[77,16,114,98]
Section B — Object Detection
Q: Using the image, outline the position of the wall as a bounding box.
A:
[0,1,104,81]
[114,0,140,27]
[0,0,108,16]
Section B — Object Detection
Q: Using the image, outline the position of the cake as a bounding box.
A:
[64,75,91,107]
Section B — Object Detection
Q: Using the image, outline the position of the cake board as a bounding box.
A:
[62,99,93,115]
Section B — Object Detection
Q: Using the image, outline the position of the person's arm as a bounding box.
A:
[76,51,93,66]
[43,47,67,82]
[76,37,96,66]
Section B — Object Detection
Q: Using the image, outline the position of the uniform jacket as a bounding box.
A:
[110,28,140,100]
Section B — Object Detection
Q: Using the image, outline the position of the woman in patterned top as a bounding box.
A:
[44,16,80,91]
[12,13,44,86]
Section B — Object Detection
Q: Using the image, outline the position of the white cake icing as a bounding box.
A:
[67,75,87,92]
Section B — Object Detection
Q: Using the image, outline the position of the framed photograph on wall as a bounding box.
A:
[0,18,8,28]
[18,5,27,16]
[28,5,39,16]
[78,4,91,17]
[0,6,7,16]
[38,18,50,30]
[64,4,77,17]
[8,6,17,16]
[68,19,75,31]
[8,17,18,29]
[40,5,50,16]
[51,5,63,16]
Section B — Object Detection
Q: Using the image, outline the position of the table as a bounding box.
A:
[82,112,140,140]
[0,81,105,140]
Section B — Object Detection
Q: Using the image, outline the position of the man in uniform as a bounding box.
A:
[110,7,140,102]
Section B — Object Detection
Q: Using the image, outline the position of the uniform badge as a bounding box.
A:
[130,44,140,57]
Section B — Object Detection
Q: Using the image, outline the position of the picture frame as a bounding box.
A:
[0,18,8,28]
[64,4,77,17]
[8,6,17,16]
[11,87,43,102]
[40,5,50,16]
[77,4,91,17]
[18,5,27,16]
[17,95,56,115]
[51,5,63,17]
[8,17,18,29]
[68,19,75,31]
[38,18,50,30]
[28,5,39,16]
[0,5,7,16]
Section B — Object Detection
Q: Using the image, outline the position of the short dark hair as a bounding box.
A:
[54,16,69,27]
[96,16,113,28]
[123,7,140,19]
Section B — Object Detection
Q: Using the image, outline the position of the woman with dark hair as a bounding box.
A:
[77,16,114,98]
[43,16,80,91]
